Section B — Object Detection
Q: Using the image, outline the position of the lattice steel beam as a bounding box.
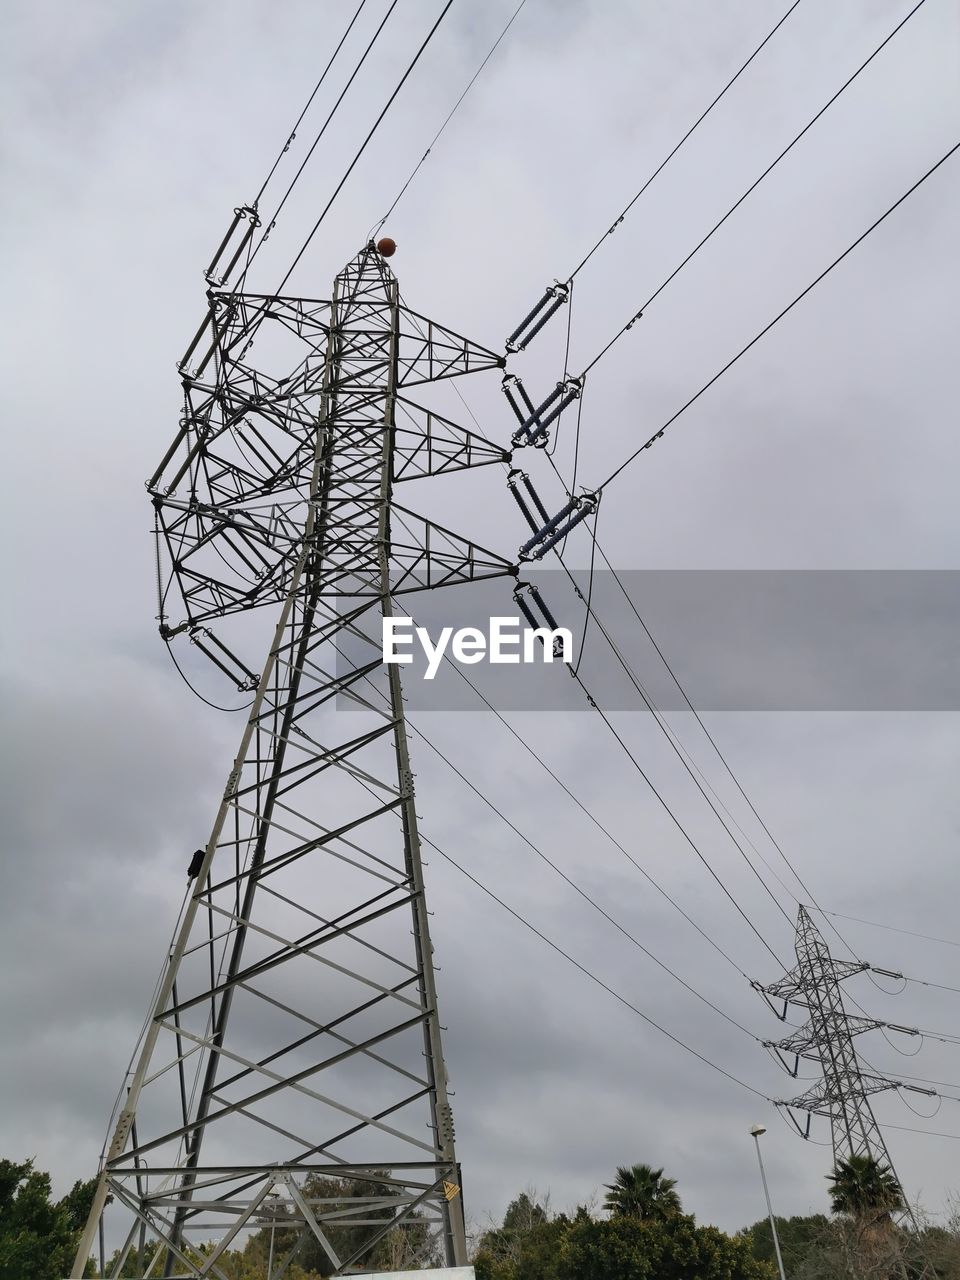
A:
[72,242,513,1278]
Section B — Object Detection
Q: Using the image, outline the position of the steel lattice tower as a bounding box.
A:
[72,239,513,1278]
[760,905,904,1181]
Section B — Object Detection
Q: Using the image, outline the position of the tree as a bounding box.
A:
[0,1159,96,1280]
[558,1213,775,1280]
[474,1190,566,1280]
[240,1171,435,1277]
[828,1153,908,1275]
[742,1213,834,1274]
[828,1155,904,1224]
[741,1213,837,1280]
[603,1164,682,1222]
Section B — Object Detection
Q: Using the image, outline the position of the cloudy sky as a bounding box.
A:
[3,0,959,1249]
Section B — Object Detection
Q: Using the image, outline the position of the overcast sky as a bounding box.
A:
[2,0,959,1248]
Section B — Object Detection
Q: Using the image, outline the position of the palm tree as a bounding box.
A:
[827,1154,904,1224]
[603,1164,682,1221]
[828,1153,908,1278]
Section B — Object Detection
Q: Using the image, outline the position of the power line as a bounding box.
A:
[162,640,254,714]
[585,542,868,965]
[569,668,790,972]
[501,6,947,1003]
[276,0,457,293]
[424,834,771,1099]
[541,524,959,1120]
[596,137,960,494]
[241,0,400,286]
[374,0,529,232]
[396,310,793,975]
[547,542,797,941]
[330,591,766,1031]
[900,974,960,996]
[581,0,928,376]
[252,0,371,207]
[405,695,762,1040]
[910,1027,960,1047]
[883,1121,960,1141]
[322,622,775,1101]
[809,907,960,950]
[883,1070,960,1093]
[534,459,838,949]
[567,0,803,282]
[444,663,754,981]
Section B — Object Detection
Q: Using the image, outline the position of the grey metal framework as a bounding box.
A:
[759,906,906,1188]
[72,241,513,1278]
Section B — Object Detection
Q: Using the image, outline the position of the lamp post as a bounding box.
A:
[750,1123,787,1280]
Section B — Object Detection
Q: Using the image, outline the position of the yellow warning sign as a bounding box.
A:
[443,1180,461,1201]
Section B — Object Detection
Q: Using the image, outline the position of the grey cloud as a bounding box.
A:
[2,0,958,1248]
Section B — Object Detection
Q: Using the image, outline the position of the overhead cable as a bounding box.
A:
[276,0,457,293]
[374,0,529,231]
[505,0,804,351]
[252,0,371,207]
[809,907,960,950]
[425,834,771,1098]
[579,0,928,377]
[326,622,775,1100]
[242,0,401,286]
[594,137,960,495]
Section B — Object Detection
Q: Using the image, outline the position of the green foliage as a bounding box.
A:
[475,1193,580,1280]
[602,1164,682,1222]
[557,1213,776,1280]
[0,1159,96,1280]
[238,1171,435,1277]
[9,1150,959,1280]
[827,1154,904,1220]
[100,1240,322,1278]
[741,1212,831,1275]
[475,1181,771,1280]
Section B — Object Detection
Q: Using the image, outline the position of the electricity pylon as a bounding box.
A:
[72,238,514,1278]
[757,905,934,1232]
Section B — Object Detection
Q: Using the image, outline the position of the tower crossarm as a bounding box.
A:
[777,1073,906,1116]
[764,1013,885,1062]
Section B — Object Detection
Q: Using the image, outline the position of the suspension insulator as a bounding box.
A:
[204,205,260,287]
[189,627,259,691]
[524,378,582,447]
[179,309,215,375]
[506,282,570,353]
[519,471,550,523]
[515,583,567,658]
[507,470,542,535]
[501,374,537,427]
[527,583,560,631]
[519,495,579,557]
[512,378,582,448]
[513,586,541,632]
[519,492,598,561]
[534,495,597,558]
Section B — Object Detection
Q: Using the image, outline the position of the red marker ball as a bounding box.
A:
[377,236,397,258]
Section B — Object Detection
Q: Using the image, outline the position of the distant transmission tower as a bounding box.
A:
[758,905,933,1227]
[72,233,513,1278]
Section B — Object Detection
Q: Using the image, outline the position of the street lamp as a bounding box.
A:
[750,1124,787,1280]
